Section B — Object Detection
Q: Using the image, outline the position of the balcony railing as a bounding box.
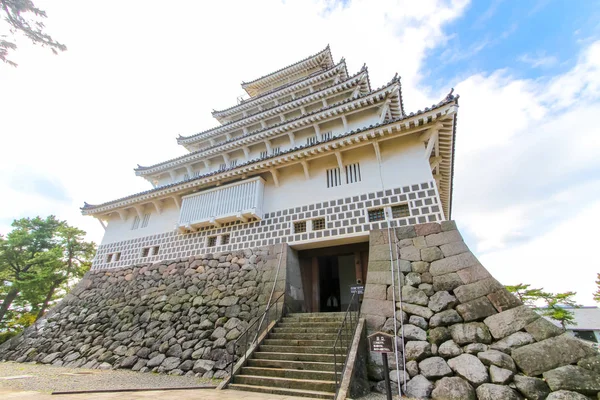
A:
[178,177,265,229]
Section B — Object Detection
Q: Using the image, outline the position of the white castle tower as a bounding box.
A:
[82,46,458,278]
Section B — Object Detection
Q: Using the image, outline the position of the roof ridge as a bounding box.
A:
[85,94,458,212]
[139,78,397,172]
[241,45,331,87]
[212,60,346,116]
[180,69,368,143]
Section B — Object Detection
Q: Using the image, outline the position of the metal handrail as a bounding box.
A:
[229,291,287,383]
[333,292,361,399]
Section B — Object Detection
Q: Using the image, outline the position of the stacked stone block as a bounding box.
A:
[361,222,599,399]
[0,244,287,379]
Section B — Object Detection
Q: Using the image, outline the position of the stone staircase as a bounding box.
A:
[229,312,349,399]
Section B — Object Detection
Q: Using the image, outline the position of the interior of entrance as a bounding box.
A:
[297,242,369,313]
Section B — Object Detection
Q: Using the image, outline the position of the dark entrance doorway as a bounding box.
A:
[298,242,369,313]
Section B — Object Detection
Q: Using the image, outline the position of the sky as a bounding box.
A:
[1,0,599,304]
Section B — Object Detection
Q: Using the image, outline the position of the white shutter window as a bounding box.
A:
[141,213,151,228]
[131,215,140,230]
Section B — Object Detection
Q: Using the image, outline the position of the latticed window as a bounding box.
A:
[272,147,281,155]
[106,254,112,263]
[312,218,326,231]
[131,216,140,230]
[152,246,160,256]
[345,163,361,184]
[219,163,227,171]
[392,204,410,219]
[141,213,151,228]
[207,236,217,247]
[320,131,332,141]
[306,136,318,145]
[368,208,386,222]
[221,234,230,245]
[260,150,268,158]
[294,221,307,233]
[230,159,238,168]
[326,167,342,188]
[141,247,150,257]
[114,252,121,262]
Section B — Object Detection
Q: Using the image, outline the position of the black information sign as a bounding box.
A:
[368,331,394,353]
[367,332,394,400]
[350,285,364,295]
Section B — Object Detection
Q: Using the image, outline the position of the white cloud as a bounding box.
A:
[518,52,558,68]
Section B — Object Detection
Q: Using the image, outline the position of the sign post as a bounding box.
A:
[368,331,394,400]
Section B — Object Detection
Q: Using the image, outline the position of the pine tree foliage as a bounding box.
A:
[1,0,66,66]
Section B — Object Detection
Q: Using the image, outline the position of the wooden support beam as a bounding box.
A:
[222,152,230,163]
[322,99,327,107]
[429,156,443,171]
[312,257,320,312]
[264,140,272,153]
[424,130,438,159]
[186,165,193,177]
[280,115,285,122]
[209,217,221,228]
[203,159,211,169]
[301,160,310,180]
[242,147,250,159]
[243,127,249,135]
[172,195,181,210]
[96,217,106,231]
[168,170,176,181]
[373,141,382,163]
[288,132,296,147]
[314,124,321,136]
[209,138,215,146]
[133,205,144,220]
[270,168,280,187]
[379,101,391,124]
[341,115,349,132]
[116,209,127,221]
[151,200,163,215]
[236,212,248,223]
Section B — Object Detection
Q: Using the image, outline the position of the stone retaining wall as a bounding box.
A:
[0,244,291,379]
[361,221,600,399]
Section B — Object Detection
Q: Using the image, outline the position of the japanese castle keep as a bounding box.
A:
[2,47,598,399]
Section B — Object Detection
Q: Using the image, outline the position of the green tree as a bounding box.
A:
[593,273,600,303]
[1,0,66,66]
[505,283,549,306]
[0,216,61,324]
[537,291,579,329]
[506,283,580,329]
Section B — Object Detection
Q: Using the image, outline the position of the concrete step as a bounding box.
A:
[259,345,344,354]
[228,383,335,399]
[288,312,345,318]
[282,316,346,323]
[247,358,338,372]
[278,321,344,328]
[253,351,345,363]
[234,374,337,393]
[241,366,337,381]
[269,332,346,340]
[263,338,337,347]
[273,326,340,334]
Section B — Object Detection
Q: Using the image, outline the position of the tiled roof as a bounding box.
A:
[83,93,458,213]
[137,75,398,174]
[241,45,333,87]
[212,60,348,117]
[177,68,369,145]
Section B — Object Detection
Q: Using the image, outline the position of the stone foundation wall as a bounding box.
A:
[0,244,290,379]
[361,222,599,399]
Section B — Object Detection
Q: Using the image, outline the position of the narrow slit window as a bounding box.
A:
[312,218,326,231]
[345,163,361,184]
[260,150,268,158]
[183,173,190,180]
[391,204,410,219]
[294,221,307,233]
[272,147,281,155]
[368,208,386,222]
[230,159,238,168]
[219,163,227,171]
[131,216,140,230]
[221,234,230,245]
[320,131,332,141]
[326,167,342,188]
[207,236,217,247]
[306,136,318,145]
[141,213,150,228]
